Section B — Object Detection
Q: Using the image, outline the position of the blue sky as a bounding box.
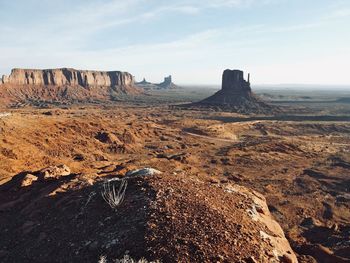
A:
[0,0,349,85]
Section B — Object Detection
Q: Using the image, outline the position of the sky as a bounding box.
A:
[0,0,350,85]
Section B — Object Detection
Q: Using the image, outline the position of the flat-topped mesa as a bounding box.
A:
[221,69,251,95]
[1,68,134,88]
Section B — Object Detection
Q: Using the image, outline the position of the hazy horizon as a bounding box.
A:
[1,0,350,85]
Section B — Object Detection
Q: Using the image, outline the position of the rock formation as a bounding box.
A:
[136,78,151,85]
[136,75,179,90]
[193,69,276,114]
[1,68,134,87]
[156,75,178,89]
[0,68,141,106]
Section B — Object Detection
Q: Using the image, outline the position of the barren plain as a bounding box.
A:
[0,88,350,262]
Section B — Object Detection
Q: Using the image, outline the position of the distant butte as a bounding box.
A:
[192,69,277,114]
[136,75,179,90]
[156,75,178,89]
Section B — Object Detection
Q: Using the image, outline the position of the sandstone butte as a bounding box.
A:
[196,69,277,114]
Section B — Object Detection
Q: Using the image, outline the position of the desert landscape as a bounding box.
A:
[1,1,350,262]
[0,67,349,263]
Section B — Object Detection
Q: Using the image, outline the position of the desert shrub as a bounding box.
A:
[101,179,127,210]
[98,254,159,263]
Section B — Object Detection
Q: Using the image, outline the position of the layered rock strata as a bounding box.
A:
[0,68,140,106]
[1,68,134,87]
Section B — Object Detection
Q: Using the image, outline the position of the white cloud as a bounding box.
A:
[326,8,350,19]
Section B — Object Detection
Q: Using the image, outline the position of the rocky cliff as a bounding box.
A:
[0,68,141,106]
[1,68,134,87]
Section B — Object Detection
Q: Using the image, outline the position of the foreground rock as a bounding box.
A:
[0,166,297,262]
[187,69,277,114]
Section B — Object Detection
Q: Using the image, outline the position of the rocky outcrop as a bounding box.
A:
[39,164,71,180]
[1,68,134,87]
[192,69,277,114]
[0,165,298,262]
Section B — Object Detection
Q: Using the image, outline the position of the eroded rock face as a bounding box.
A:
[1,68,134,88]
[225,184,298,262]
[0,68,141,106]
[221,69,251,94]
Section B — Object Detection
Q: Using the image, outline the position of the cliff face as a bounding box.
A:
[221,69,251,94]
[1,68,134,87]
[0,68,141,106]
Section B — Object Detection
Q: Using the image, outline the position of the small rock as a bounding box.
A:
[21,174,38,187]
[126,168,162,177]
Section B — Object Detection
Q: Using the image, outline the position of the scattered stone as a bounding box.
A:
[126,168,162,177]
[39,164,71,180]
[21,174,38,187]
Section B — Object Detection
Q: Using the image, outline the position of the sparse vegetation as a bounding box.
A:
[98,254,159,263]
[101,179,128,210]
